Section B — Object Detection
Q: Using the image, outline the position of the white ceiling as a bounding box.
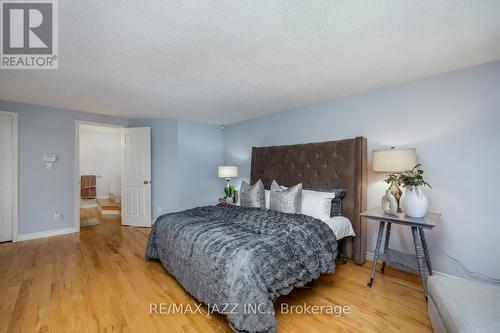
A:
[1,1,500,124]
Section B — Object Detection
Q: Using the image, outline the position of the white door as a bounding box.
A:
[0,113,15,241]
[121,127,152,227]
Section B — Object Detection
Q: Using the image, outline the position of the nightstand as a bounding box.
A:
[219,191,238,205]
[361,207,440,300]
[218,197,236,205]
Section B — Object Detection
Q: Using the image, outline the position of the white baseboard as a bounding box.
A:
[100,210,120,216]
[365,251,462,280]
[16,227,78,242]
[431,270,463,280]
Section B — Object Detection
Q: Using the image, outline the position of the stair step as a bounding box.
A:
[97,199,121,211]
[110,192,121,204]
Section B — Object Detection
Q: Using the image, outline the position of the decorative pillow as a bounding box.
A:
[330,189,346,216]
[240,180,265,208]
[269,180,302,214]
[301,189,335,221]
[265,189,270,209]
[323,216,356,239]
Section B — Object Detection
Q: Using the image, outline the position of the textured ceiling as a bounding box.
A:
[1,1,500,124]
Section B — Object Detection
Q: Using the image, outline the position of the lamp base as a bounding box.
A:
[223,179,235,201]
[388,181,403,212]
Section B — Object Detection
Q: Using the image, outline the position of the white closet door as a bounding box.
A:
[121,127,152,227]
[0,114,14,242]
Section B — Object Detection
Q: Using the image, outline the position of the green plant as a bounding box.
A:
[398,164,432,189]
[224,183,235,198]
[383,173,400,185]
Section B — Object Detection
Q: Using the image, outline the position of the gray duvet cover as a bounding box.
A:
[145,204,337,333]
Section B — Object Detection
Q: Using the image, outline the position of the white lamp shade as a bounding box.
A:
[218,165,238,178]
[373,148,416,172]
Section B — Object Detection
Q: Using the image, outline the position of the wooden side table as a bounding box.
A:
[361,207,440,300]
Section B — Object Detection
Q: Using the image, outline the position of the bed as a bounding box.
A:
[250,137,367,264]
[145,137,367,333]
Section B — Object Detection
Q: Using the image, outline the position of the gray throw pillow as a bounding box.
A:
[269,180,302,214]
[240,180,265,208]
[330,189,346,217]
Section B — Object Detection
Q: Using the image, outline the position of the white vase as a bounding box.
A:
[402,186,428,218]
[381,190,398,215]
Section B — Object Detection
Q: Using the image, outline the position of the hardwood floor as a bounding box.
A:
[80,206,102,219]
[0,215,432,333]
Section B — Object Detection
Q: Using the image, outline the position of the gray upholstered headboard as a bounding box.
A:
[250,137,367,264]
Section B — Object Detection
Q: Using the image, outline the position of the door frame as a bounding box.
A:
[0,111,18,242]
[74,120,124,232]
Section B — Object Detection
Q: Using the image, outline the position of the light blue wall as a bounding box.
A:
[128,118,224,217]
[177,120,224,210]
[0,101,128,235]
[4,60,499,281]
[224,60,500,280]
[1,101,224,236]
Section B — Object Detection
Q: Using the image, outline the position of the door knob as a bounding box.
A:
[144,180,150,185]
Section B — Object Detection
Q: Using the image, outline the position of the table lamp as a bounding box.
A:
[373,147,416,211]
[218,166,238,203]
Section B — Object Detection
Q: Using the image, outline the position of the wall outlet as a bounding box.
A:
[157,206,163,214]
[54,212,62,221]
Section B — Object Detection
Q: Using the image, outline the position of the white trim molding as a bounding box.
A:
[365,251,462,280]
[0,111,18,243]
[16,227,77,242]
[100,210,121,216]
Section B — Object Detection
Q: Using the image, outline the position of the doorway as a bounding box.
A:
[74,122,152,230]
[0,111,18,242]
[76,122,123,228]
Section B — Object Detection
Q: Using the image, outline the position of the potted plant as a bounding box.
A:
[224,182,235,204]
[398,164,431,218]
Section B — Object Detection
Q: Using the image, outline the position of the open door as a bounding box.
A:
[121,127,152,227]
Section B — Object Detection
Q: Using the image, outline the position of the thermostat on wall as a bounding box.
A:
[43,154,57,162]
[43,154,57,170]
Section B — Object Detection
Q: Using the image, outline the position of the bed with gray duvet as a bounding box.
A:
[145,204,337,333]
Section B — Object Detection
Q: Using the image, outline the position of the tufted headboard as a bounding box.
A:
[250,137,367,264]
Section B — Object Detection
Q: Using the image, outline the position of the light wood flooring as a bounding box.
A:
[0,213,432,333]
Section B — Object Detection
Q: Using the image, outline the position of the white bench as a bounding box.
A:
[427,275,500,333]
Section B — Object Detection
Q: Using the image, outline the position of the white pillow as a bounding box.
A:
[267,186,335,219]
[322,216,356,240]
[235,184,241,205]
[301,189,335,221]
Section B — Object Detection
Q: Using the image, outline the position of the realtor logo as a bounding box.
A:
[1,0,58,69]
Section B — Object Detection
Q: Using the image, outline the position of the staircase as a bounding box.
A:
[97,196,121,216]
